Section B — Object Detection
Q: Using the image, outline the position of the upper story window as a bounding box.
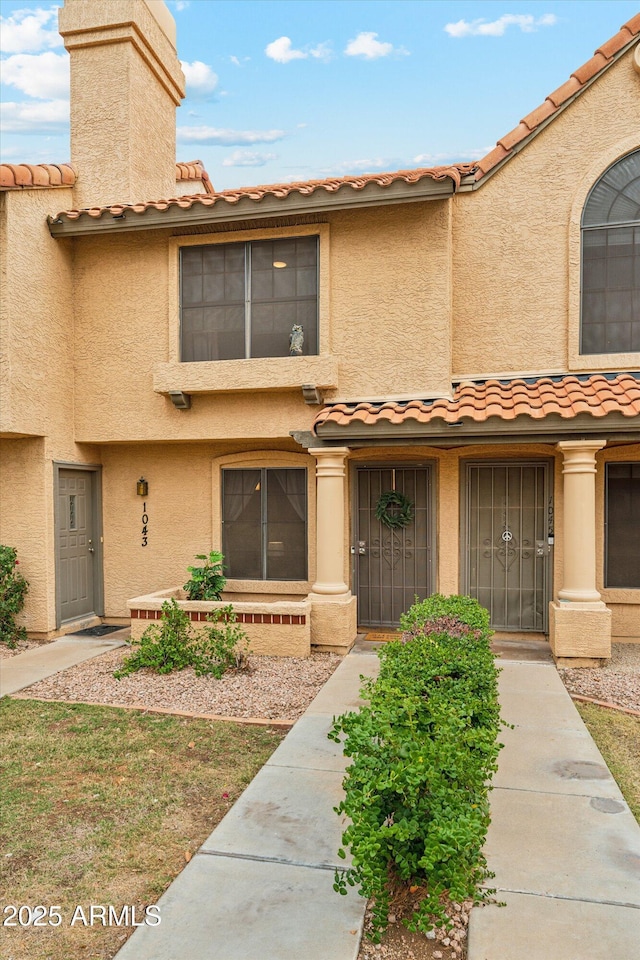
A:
[581,149,640,355]
[180,236,318,361]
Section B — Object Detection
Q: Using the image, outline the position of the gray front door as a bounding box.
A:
[58,469,96,623]
[355,466,433,628]
[465,462,552,632]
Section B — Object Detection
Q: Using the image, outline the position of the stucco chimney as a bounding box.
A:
[59,0,185,208]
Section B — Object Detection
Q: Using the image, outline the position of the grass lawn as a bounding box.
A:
[576,702,640,822]
[0,698,284,960]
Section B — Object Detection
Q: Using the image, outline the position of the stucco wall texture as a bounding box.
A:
[452,56,639,379]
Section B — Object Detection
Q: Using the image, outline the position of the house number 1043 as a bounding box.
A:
[141,502,149,548]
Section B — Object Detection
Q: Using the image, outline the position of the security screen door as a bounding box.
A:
[58,469,95,622]
[465,462,552,632]
[355,467,432,628]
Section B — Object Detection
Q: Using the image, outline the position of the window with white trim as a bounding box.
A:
[181,237,318,361]
[222,468,307,580]
[581,149,640,354]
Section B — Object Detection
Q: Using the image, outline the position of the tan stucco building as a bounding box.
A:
[1,0,639,665]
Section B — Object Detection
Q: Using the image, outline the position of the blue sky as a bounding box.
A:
[0,1,637,191]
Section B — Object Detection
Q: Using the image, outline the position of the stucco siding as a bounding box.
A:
[452,53,640,378]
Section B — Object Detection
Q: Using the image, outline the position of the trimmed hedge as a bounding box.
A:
[329,594,502,938]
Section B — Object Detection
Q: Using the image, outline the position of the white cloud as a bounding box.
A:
[1,51,69,99]
[344,32,407,59]
[1,98,68,133]
[180,59,218,98]
[322,157,389,176]
[222,150,277,167]
[0,6,62,54]
[174,1,190,10]
[177,125,286,145]
[265,36,307,63]
[309,42,332,63]
[265,36,332,64]
[444,14,557,38]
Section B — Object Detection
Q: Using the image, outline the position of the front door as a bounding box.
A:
[57,469,96,623]
[355,466,433,628]
[465,462,552,632]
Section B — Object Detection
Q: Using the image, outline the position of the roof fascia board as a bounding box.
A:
[315,411,640,441]
[458,39,638,192]
[47,177,454,237]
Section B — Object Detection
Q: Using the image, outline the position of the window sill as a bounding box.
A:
[600,588,640,603]
[568,350,640,372]
[154,355,338,396]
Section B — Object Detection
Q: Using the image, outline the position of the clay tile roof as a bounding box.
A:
[175,159,215,194]
[0,160,215,194]
[49,162,476,225]
[475,18,640,181]
[312,373,640,435]
[0,163,76,189]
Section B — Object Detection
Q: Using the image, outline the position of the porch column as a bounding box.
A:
[549,440,611,664]
[307,447,357,654]
[309,447,350,595]
[558,440,604,602]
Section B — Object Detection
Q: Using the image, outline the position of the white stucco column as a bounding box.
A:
[549,439,611,664]
[557,440,605,603]
[308,447,350,595]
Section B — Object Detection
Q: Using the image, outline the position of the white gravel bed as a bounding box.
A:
[559,643,640,712]
[17,647,343,722]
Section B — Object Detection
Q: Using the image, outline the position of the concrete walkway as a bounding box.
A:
[468,658,640,960]
[0,633,127,697]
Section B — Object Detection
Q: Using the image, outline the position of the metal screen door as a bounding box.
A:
[465,462,551,632]
[58,469,95,622]
[355,467,432,627]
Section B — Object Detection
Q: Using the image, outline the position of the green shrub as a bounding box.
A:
[0,545,29,648]
[115,599,250,679]
[329,594,501,939]
[183,551,227,600]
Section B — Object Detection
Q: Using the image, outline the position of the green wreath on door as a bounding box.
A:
[375,491,414,529]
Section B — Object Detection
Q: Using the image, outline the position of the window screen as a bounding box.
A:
[605,463,640,588]
[181,237,318,361]
[581,150,640,355]
[222,468,307,580]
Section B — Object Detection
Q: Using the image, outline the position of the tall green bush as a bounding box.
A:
[0,545,29,648]
[329,594,502,939]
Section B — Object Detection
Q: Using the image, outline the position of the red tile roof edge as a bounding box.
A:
[51,163,476,222]
[175,159,215,194]
[0,161,215,192]
[0,163,77,189]
[312,373,640,433]
[475,16,640,181]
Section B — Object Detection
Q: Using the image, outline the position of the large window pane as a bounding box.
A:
[181,238,318,361]
[266,469,307,580]
[222,468,307,580]
[222,470,262,579]
[581,151,640,354]
[606,464,640,588]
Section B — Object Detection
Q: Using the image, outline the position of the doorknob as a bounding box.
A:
[358,541,366,555]
[88,539,95,554]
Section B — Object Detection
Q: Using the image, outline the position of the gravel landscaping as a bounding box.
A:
[558,643,640,712]
[13,644,343,722]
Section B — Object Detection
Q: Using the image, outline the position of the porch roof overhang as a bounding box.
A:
[309,373,640,446]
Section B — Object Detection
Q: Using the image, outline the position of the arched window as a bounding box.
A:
[581,149,640,354]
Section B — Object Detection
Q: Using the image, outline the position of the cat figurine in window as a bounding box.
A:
[289,324,304,356]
